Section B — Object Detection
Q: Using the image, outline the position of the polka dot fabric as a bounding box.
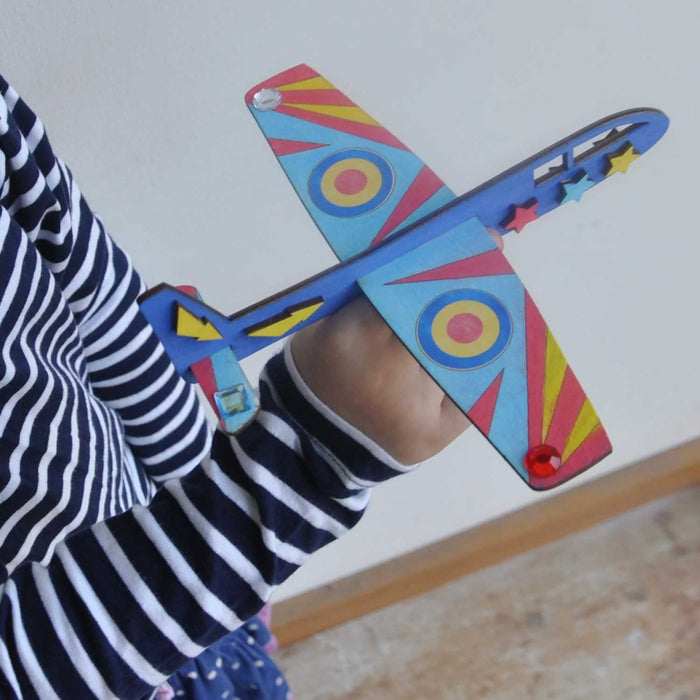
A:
[165,613,292,699]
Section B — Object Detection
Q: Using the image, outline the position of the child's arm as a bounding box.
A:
[0,75,453,699]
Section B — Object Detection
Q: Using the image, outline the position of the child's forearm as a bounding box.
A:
[0,354,394,699]
[0,75,403,699]
[0,70,473,699]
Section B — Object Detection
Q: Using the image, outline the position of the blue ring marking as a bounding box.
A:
[417,289,512,370]
[308,148,394,217]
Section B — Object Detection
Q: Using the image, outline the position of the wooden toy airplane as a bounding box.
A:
[138,64,668,490]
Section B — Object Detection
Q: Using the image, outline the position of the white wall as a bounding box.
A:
[2,0,698,602]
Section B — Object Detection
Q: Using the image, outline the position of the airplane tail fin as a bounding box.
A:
[138,284,259,433]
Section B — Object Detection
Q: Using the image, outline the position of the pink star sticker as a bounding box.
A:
[502,199,539,233]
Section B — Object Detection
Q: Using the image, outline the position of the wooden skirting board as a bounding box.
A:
[273,437,700,647]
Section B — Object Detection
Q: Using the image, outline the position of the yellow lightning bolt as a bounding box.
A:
[175,303,222,341]
[246,300,324,338]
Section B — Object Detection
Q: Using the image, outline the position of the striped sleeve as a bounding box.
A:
[0,379,385,698]
[0,76,414,698]
[0,76,212,486]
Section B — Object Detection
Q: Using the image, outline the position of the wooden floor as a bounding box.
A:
[274,485,700,699]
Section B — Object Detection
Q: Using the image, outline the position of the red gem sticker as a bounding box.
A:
[524,444,562,478]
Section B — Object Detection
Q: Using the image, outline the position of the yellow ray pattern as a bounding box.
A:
[283,103,380,127]
[542,329,568,441]
[277,76,335,91]
[561,398,602,462]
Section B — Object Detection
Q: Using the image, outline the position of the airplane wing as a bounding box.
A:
[244,64,457,260]
[357,217,611,489]
[245,65,618,489]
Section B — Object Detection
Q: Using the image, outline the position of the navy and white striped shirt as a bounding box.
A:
[0,76,410,699]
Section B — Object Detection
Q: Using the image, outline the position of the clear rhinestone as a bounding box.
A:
[252,88,282,111]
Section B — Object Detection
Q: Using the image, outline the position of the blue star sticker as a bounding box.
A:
[559,172,595,204]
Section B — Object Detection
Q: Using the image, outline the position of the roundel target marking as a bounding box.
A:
[308,149,394,217]
[417,289,512,370]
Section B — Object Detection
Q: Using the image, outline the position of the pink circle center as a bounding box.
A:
[335,169,367,195]
[446,313,483,343]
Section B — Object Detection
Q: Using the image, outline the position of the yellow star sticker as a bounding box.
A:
[605,143,641,176]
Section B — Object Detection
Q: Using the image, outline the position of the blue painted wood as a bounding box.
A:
[443,109,669,234]
[357,217,532,480]
[138,89,667,488]
[139,108,668,382]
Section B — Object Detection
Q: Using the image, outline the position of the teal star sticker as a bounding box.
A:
[559,172,595,204]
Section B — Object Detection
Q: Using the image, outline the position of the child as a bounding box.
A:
[0,75,471,699]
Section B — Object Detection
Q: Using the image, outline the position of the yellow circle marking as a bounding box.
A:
[320,158,383,207]
[432,301,500,358]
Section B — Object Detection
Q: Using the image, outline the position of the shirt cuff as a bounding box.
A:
[260,342,418,491]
